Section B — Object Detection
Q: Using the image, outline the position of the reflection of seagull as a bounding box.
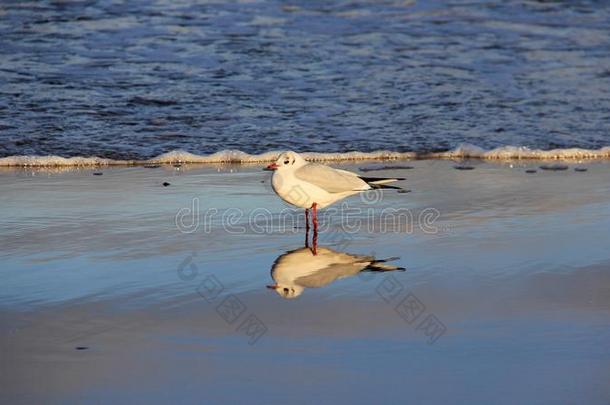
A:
[264,151,404,234]
[267,246,405,299]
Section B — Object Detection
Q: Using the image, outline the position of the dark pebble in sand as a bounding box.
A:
[574,167,588,172]
[525,169,537,174]
[397,189,411,193]
[539,164,568,171]
[359,165,414,172]
[162,182,171,187]
[93,172,103,176]
[454,165,475,170]
[75,346,88,350]
[144,164,160,169]
[260,180,265,183]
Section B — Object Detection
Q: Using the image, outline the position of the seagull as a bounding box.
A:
[267,246,405,299]
[264,151,405,234]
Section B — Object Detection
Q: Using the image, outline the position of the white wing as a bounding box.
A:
[272,247,373,288]
[294,163,369,193]
[294,263,366,288]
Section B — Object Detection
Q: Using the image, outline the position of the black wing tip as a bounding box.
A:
[359,176,406,182]
[369,184,403,190]
[363,265,406,272]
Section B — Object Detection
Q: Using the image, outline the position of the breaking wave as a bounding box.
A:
[1,145,610,167]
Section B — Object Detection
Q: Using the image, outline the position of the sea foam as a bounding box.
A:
[1,145,610,167]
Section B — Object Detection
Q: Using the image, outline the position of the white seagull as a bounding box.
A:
[267,246,405,299]
[264,151,404,232]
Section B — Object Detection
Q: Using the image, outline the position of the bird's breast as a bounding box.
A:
[271,172,316,208]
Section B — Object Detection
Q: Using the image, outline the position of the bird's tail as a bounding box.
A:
[360,176,405,190]
[364,257,405,272]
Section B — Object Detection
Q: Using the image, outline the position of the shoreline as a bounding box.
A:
[2,145,610,167]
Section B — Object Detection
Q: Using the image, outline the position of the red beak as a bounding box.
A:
[266,284,279,289]
[264,163,279,171]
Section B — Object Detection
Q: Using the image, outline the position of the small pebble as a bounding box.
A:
[539,164,568,171]
[260,180,265,183]
[93,172,103,176]
[162,182,171,187]
[397,189,411,194]
[144,164,160,169]
[454,165,475,170]
[525,169,537,174]
[75,346,88,350]
[574,167,588,172]
[173,164,182,168]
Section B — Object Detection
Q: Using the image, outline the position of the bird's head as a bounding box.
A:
[266,283,304,299]
[264,151,307,171]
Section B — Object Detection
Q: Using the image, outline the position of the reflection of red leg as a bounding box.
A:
[304,209,310,248]
[312,203,318,255]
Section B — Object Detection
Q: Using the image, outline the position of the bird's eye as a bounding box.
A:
[283,288,289,293]
[284,160,289,165]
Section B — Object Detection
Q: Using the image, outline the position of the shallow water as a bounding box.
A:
[2,0,610,159]
[2,160,610,306]
[2,1,610,402]
[1,162,610,403]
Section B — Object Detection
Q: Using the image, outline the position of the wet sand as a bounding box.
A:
[1,160,610,404]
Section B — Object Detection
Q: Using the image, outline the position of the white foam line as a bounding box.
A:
[0,155,132,167]
[430,145,610,160]
[1,145,610,167]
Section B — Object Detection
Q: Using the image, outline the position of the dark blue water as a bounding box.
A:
[1,0,610,159]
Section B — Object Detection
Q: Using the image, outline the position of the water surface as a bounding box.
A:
[1,0,610,159]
